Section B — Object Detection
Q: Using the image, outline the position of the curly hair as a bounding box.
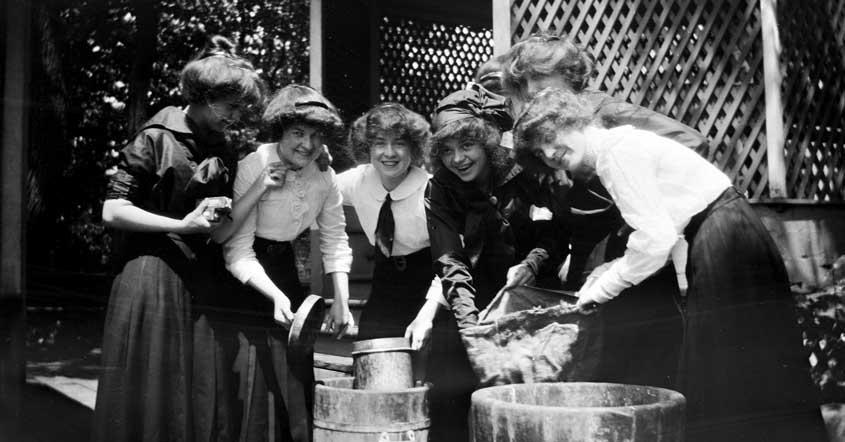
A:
[347,103,430,166]
[261,84,345,143]
[428,117,510,174]
[501,33,596,100]
[180,35,265,108]
[512,87,598,163]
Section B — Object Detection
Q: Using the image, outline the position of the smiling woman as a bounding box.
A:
[222,84,354,442]
[424,85,566,441]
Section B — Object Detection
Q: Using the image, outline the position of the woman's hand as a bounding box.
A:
[272,293,295,328]
[505,263,536,289]
[263,161,288,188]
[575,294,599,315]
[404,318,433,351]
[178,199,217,234]
[327,300,354,339]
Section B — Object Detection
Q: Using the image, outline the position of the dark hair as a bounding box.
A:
[262,84,344,142]
[474,54,507,95]
[348,103,430,166]
[512,87,598,162]
[501,33,596,99]
[180,35,265,108]
[428,117,509,174]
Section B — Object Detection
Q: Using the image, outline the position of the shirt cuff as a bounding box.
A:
[322,254,352,274]
[582,265,632,304]
[425,276,449,309]
[227,258,266,285]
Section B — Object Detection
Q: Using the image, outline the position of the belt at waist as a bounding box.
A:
[253,236,294,255]
[684,186,742,242]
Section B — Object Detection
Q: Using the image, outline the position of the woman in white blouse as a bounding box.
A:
[513,87,827,442]
[223,84,354,442]
[337,103,445,349]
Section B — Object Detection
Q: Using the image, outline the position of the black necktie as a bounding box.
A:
[375,193,394,257]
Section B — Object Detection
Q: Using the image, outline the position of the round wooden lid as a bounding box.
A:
[288,294,326,350]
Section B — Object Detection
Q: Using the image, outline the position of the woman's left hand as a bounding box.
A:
[505,263,536,289]
[327,300,354,339]
[404,318,433,351]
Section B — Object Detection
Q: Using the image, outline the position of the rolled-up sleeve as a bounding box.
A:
[580,144,677,304]
[316,170,352,274]
[224,155,266,284]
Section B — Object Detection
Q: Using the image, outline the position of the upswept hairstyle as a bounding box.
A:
[261,84,345,142]
[348,103,430,166]
[512,87,598,162]
[428,118,510,174]
[501,33,596,99]
[180,35,265,108]
[474,54,507,95]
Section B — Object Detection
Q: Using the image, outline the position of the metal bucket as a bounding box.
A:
[352,337,413,391]
[313,377,430,442]
[470,382,686,441]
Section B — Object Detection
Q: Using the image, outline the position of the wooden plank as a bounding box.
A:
[759,0,787,198]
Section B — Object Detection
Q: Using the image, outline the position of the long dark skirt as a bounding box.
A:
[93,254,195,442]
[357,247,434,340]
[681,188,826,442]
[232,237,313,442]
[594,266,685,390]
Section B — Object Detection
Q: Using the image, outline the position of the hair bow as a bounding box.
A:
[431,83,514,133]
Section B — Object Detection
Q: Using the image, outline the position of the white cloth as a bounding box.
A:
[579,125,731,304]
[336,164,447,307]
[224,143,352,284]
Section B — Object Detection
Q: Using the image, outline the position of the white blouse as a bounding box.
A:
[336,164,446,307]
[579,125,732,304]
[224,143,353,284]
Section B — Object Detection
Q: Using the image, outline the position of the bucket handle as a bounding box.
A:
[378,430,415,442]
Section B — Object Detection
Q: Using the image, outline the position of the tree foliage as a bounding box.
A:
[28,0,310,274]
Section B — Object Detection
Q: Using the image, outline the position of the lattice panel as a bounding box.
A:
[779,0,845,201]
[511,0,772,198]
[379,16,494,118]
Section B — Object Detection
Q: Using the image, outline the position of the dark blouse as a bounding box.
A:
[426,148,563,329]
[106,106,235,270]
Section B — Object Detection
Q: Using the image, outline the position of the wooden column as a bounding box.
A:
[309,0,323,91]
[760,0,788,198]
[492,0,512,55]
[1,0,30,430]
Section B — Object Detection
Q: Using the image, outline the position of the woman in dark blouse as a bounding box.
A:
[94,36,264,442]
[425,85,562,441]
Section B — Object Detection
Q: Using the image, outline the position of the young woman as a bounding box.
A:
[337,103,445,348]
[223,84,354,442]
[94,36,264,442]
[425,85,561,441]
[513,87,827,442]
[499,34,713,390]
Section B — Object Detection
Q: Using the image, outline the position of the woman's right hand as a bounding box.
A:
[272,292,295,328]
[263,162,288,189]
[178,199,216,234]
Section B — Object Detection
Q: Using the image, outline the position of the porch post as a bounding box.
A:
[309,0,323,91]
[1,0,31,430]
[492,0,511,55]
[759,0,788,198]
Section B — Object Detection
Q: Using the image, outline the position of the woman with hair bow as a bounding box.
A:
[425,85,562,441]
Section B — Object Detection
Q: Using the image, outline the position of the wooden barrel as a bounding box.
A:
[470,382,686,442]
[313,377,430,442]
[352,337,413,390]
